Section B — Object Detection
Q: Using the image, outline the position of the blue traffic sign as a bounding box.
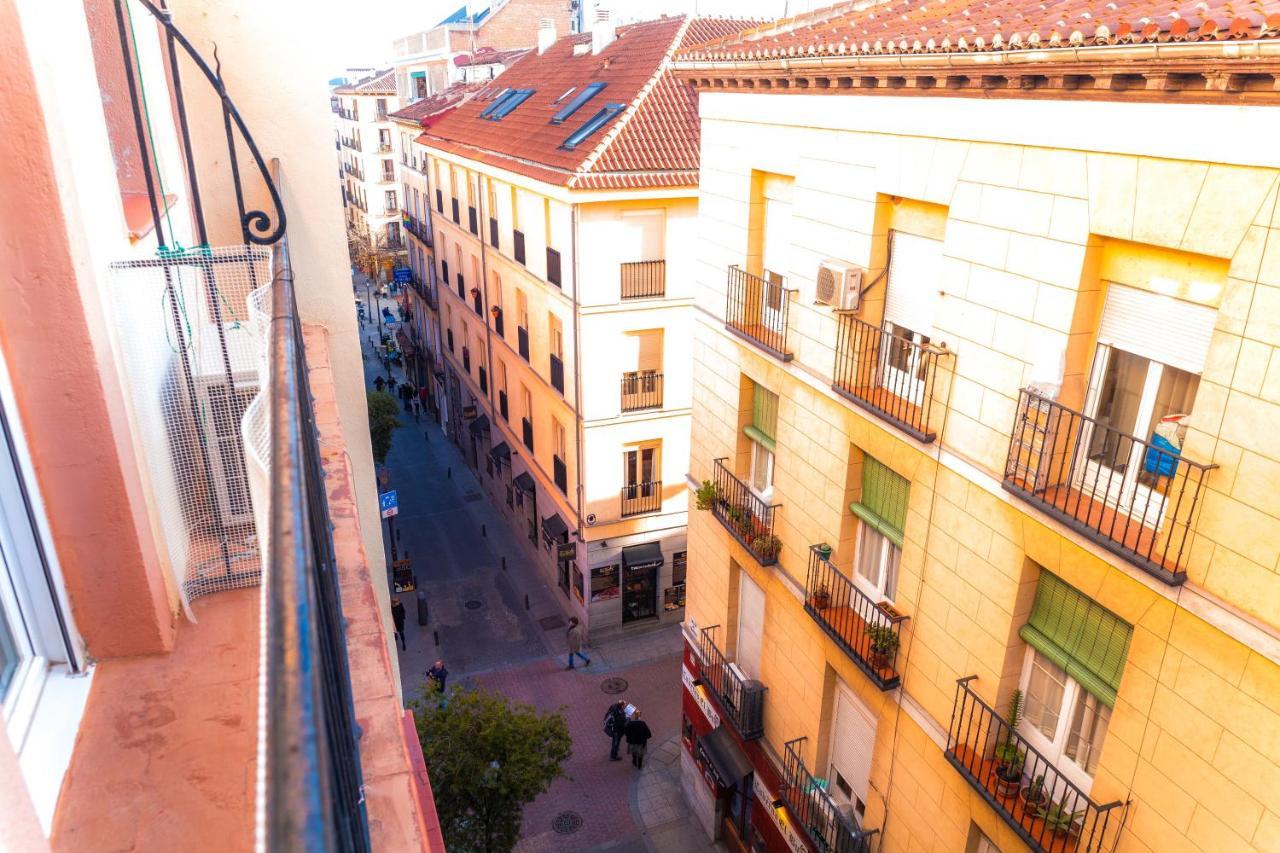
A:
[379,490,399,518]
[393,267,412,283]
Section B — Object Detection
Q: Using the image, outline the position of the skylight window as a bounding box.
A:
[560,102,624,150]
[553,86,578,104]
[483,88,535,120]
[550,82,606,125]
[478,89,514,117]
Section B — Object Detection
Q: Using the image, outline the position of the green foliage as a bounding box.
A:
[994,689,1025,772]
[367,391,401,464]
[412,686,572,853]
[694,479,719,511]
[1037,802,1082,833]
[865,623,900,656]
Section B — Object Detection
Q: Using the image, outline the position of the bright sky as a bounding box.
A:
[332,0,825,69]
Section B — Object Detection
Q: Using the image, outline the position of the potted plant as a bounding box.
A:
[993,689,1025,799]
[1019,774,1048,809]
[815,543,833,561]
[695,480,719,511]
[865,624,900,668]
[809,582,831,610]
[752,534,782,561]
[1037,802,1083,838]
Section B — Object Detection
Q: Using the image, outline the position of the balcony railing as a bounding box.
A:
[620,371,662,411]
[804,546,909,690]
[471,288,482,315]
[376,109,388,121]
[451,198,460,225]
[462,346,470,372]
[621,481,662,517]
[498,390,508,421]
[725,265,794,361]
[468,205,478,236]
[710,458,781,566]
[404,216,431,247]
[513,229,526,264]
[620,260,665,300]
[781,738,877,853]
[1003,388,1215,585]
[377,143,391,153]
[491,308,504,337]
[435,189,443,213]
[380,171,395,183]
[833,314,943,443]
[546,247,562,287]
[489,216,499,247]
[945,677,1129,853]
[554,455,568,494]
[695,626,764,739]
[518,326,530,361]
[456,274,464,299]
[550,353,565,395]
[522,417,534,451]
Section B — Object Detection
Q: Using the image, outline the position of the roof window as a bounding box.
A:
[560,102,624,150]
[550,82,606,124]
[553,86,578,104]
[482,88,534,120]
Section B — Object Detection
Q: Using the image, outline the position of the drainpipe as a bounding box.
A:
[475,175,497,430]
[570,206,586,539]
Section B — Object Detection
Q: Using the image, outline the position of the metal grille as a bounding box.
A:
[106,246,271,610]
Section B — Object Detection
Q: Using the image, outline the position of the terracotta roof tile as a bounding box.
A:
[388,83,486,127]
[678,0,1280,61]
[419,17,756,189]
[335,69,396,95]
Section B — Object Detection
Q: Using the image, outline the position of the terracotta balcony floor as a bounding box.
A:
[809,603,899,685]
[833,381,928,438]
[52,587,259,852]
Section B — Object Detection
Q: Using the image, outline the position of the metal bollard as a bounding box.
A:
[416,589,429,626]
[501,555,506,571]
[433,630,440,646]
[524,593,529,610]
[448,467,452,479]
[482,524,487,537]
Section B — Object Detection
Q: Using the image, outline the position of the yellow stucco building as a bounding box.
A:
[669,5,1280,853]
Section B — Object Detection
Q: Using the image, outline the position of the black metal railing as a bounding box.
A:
[805,547,909,690]
[554,455,568,494]
[456,274,464,299]
[451,198,460,225]
[620,371,662,411]
[833,314,943,443]
[468,205,478,236]
[492,308,504,337]
[489,216,499,247]
[342,137,363,153]
[462,346,470,372]
[435,189,443,213]
[518,326,530,361]
[725,266,794,361]
[513,229,526,264]
[380,169,395,183]
[479,366,487,394]
[547,247,562,287]
[404,216,431,247]
[441,260,449,286]
[498,390,508,421]
[621,260,665,299]
[550,354,565,395]
[695,627,764,739]
[781,738,876,853]
[377,143,392,153]
[710,458,781,566]
[621,481,662,517]
[522,417,534,451]
[1003,388,1215,586]
[446,328,454,353]
[946,677,1129,853]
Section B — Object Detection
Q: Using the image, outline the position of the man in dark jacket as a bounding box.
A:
[390,596,406,650]
[604,700,628,762]
[625,710,653,769]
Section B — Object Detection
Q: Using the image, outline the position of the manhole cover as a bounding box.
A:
[538,615,566,631]
[552,811,583,835]
[601,677,629,695]
[463,491,483,502]
[464,600,483,610]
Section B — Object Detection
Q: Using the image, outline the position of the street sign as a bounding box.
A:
[393,267,412,283]
[379,490,399,518]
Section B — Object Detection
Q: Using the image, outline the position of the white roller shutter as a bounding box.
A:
[1097,284,1216,374]
[884,231,941,335]
[735,572,765,681]
[763,198,792,284]
[621,210,665,262]
[829,681,876,805]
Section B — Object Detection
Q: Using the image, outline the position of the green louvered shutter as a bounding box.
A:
[744,383,778,452]
[849,456,909,548]
[1018,572,1133,708]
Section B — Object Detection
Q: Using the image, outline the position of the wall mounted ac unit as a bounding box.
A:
[186,324,259,529]
[816,260,864,311]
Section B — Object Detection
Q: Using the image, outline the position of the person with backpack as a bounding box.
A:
[625,709,653,769]
[603,700,628,762]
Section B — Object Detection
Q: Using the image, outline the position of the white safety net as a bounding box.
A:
[106,246,271,615]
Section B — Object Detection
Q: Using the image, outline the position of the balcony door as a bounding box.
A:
[1076,285,1211,525]
[761,197,791,335]
[827,680,875,828]
[624,447,657,500]
[880,231,939,406]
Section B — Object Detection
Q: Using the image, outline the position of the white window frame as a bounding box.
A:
[748,439,773,502]
[1016,646,1110,795]
[852,523,900,604]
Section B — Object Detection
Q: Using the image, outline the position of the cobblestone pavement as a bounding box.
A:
[354,292,720,853]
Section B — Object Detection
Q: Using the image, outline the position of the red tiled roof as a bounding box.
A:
[679,0,1280,61]
[454,47,531,67]
[418,17,757,190]
[335,69,396,94]
[388,83,486,126]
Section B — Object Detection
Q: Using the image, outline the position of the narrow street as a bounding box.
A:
[355,286,719,853]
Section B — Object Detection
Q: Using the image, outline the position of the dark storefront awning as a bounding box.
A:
[468,414,490,435]
[513,472,535,494]
[541,513,568,541]
[622,541,664,571]
[489,441,511,463]
[700,726,753,786]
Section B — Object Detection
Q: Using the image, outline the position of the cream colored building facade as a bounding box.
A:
[671,14,1280,853]
[335,71,405,255]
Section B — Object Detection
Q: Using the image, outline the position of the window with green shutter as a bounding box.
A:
[1019,572,1132,707]
[850,455,908,547]
[743,383,778,452]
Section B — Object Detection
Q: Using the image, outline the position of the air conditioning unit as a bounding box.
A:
[816,259,864,311]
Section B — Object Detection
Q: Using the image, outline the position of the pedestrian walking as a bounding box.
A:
[565,616,590,669]
[390,596,406,651]
[426,659,449,693]
[373,376,386,393]
[625,710,653,769]
[603,700,628,762]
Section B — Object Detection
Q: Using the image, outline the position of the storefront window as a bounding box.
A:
[664,550,687,611]
[591,564,620,602]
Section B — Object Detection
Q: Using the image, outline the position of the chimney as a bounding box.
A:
[537,18,556,55]
[591,9,615,55]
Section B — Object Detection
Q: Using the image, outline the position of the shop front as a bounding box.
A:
[467,413,489,469]
[513,472,536,544]
[583,533,686,635]
[621,542,662,624]
[541,513,572,597]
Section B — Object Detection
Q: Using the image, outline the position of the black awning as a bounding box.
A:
[513,472,535,494]
[541,513,568,541]
[700,726,753,786]
[469,414,491,435]
[489,441,511,462]
[622,541,664,571]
